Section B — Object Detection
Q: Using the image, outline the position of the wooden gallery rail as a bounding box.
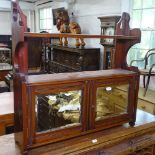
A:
[12,1,141,154]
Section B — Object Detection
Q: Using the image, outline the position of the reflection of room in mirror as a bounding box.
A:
[36,90,82,133]
[96,84,129,121]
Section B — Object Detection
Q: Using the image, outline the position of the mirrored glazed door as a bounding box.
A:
[89,77,135,130]
[30,82,88,145]
[95,83,129,120]
[36,89,82,132]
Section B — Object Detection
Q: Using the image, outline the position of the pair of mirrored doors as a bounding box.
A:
[30,78,134,145]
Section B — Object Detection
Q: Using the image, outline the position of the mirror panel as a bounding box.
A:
[96,84,129,121]
[36,90,82,133]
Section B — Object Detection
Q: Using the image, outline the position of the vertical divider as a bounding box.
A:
[88,80,96,130]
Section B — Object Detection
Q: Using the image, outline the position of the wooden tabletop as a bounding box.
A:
[0,92,14,136]
[0,92,14,115]
[0,110,155,155]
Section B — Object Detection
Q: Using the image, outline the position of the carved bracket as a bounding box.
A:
[114,12,141,69]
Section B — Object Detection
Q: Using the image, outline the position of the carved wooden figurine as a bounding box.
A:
[55,9,85,47]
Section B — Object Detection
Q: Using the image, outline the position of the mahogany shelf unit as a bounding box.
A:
[12,1,141,154]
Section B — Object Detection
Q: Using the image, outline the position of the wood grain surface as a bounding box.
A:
[0,92,14,136]
[0,110,155,155]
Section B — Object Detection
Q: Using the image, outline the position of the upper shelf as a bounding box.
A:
[24,32,139,40]
[12,0,141,72]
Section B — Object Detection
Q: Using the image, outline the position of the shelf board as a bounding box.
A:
[24,32,139,40]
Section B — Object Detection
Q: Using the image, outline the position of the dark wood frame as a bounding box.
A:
[91,77,137,129]
[22,70,139,149]
[30,81,88,146]
[11,1,141,154]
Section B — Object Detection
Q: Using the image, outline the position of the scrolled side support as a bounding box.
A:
[113,12,141,69]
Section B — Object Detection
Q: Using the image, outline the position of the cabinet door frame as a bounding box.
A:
[89,76,136,130]
[28,81,89,147]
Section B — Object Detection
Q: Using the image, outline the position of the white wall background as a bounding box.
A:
[0,10,11,35]
[67,0,122,68]
[69,0,121,46]
[34,0,67,32]
[0,0,35,34]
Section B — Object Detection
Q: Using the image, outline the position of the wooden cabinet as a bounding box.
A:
[98,16,121,45]
[98,16,121,69]
[11,1,141,153]
[0,48,11,65]
[0,47,12,77]
[137,88,155,115]
[103,46,114,69]
[0,46,12,88]
[138,99,155,115]
[18,69,139,150]
[49,46,100,73]
[0,37,12,73]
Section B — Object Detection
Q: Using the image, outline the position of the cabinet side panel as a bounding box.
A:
[14,74,23,148]
[14,74,29,153]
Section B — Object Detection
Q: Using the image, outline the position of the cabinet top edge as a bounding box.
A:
[26,69,137,85]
